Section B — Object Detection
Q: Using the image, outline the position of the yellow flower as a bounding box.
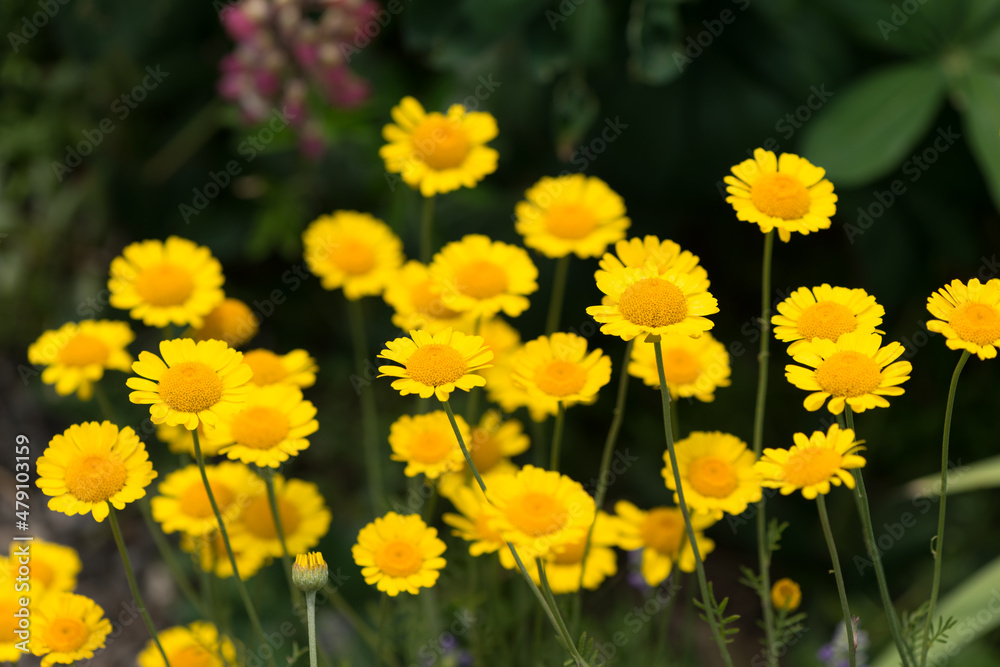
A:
[3,539,81,599]
[0,587,26,662]
[662,431,762,519]
[36,421,156,522]
[108,236,225,328]
[615,500,716,586]
[378,328,493,401]
[785,332,911,415]
[127,338,253,430]
[181,531,266,580]
[353,511,447,596]
[469,317,522,361]
[293,552,329,593]
[155,423,226,457]
[773,285,885,354]
[211,385,319,468]
[137,621,237,667]
[587,263,718,342]
[151,462,263,537]
[514,174,630,259]
[597,235,708,286]
[524,511,621,594]
[926,278,1000,360]
[302,211,404,300]
[756,424,866,499]
[438,410,528,496]
[389,411,470,480]
[31,592,112,667]
[383,260,475,333]
[242,348,318,388]
[431,234,539,319]
[28,320,134,400]
[442,483,507,557]
[511,332,612,417]
[229,476,331,560]
[379,96,498,197]
[628,332,731,402]
[187,297,259,348]
[724,148,837,243]
[771,578,802,612]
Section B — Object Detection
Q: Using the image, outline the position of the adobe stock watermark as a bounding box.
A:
[407,609,477,667]
[545,0,586,30]
[877,0,929,40]
[7,0,72,53]
[592,581,683,666]
[672,0,751,73]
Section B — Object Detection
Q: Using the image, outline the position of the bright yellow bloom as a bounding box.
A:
[724,149,837,243]
[211,385,318,468]
[597,235,709,286]
[771,578,802,611]
[379,96,499,197]
[431,235,539,319]
[785,332,911,415]
[155,423,226,457]
[108,236,225,328]
[127,338,253,430]
[229,476,331,560]
[36,422,156,522]
[378,328,493,401]
[242,348,318,388]
[293,552,329,593]
[438,410,527,496]
[629,333,731,402]
[31,593,112,667]
[926,278,1000,360]
[28,320,134,400]
[522,511,620,594]
[0,587,26,662]
[389,411,470,479]
[353,511,447,596]
[181,530,266,580]
[662,431,762,519]
[302,211,404,300]
[514,174,630,258]
[383,260,475,333]
[152,462,263,536]
[773,285,884,354]
[511,332,611,417]
[442,483,507,557]
[137,621,237,667]
[2,539,81,599]
[756,424,866,499]
[187,297,259,348]
[484,345,549,422]
[615,500,716,586]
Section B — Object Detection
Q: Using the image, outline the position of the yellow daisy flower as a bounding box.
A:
[756,424,866,499]
[155,423,226,457]
[442,483,507,557]
[628,332,731,402]
[379,96,499,197]
[302,210,404,300]
[926,278,1000,360]
[211,385,319,468]
[229,476,331,559]
[431,234,539,319]
[378,328,493,401]
[438,411,528,496]
[151,462,263,537]
[662,431,762,519]
[243,348,318,388]
[383,260,475,333]
[597,235,709,286]
[0,587,26,662]
[137,621,237,667]
[773,285,885,354]
[3,539,81,598]
[127,338,253,430]
[352,511,447,596]
[785,332,911,415]
[724,148,838,243]
[615,500,716,587]
[31,592,112,667]
[587,263,718,342]
[389,410,470,480]
[187,297,259,348]
[108,236,225,328]
[523,511,620,594]
[28,320,134,400]
[771,578,802,612]
[469,316,522,361]
[181,530,266,580]
[511,332,612,417]
[514,174,630,259]
[36,421,156,522]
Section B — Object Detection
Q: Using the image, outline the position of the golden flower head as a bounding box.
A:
[302,210,404,300]
[187,297,259,348]
[615,500,716,587]
[662,431,762,519]
[137,621,237,667]
[211,384,319,469]
[773,285,884,354]
[389,410,470,480]
[442,481,508,557]
[242,348,318,388]
[31,593,112,667]
[597,235,709,286]
[151,461,263,537]
[353,511,447,596]
[771,578,802,611]
[522,511,621,594]
[228,475,331,560]
[293,552,329,593]
[181,530,266,580]
[926,278,1000,360]
[2,539,82,600]
[756,423,865,499]
[510,332,612,417]
[28,320,134,400]
[378,328,493,402]
[383,260,476,333]
[629,332,731,402]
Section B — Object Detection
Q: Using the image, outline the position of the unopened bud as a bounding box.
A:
[293,552,329,593]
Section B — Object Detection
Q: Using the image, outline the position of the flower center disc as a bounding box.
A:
[545,203,597,240]
[773,581,799,609]
[470,431,502,472]
[58,334,110,367]
[951,302,1000,346]
[244,350,287,385]
[412,280,462,320]
[375,539,423,577]
[412,116,470,170]
[552,537,588,565]
[159,361,224,413]
[618,278,688,328]
[660,348,701,385]
[797,302,857,342]
[815,351,882,397]
[245,496,300,540]
[456,260,508,300]
[534,360,587,398]
[687,456,738,498]
[231,406,290,450]
[135,262,196,307]
[750,173,811,220]
[171,645,215,667]
[330,238,376,276]
[180,480,236,519]
[783,447,842,488]
[65,455,127,503]
[409,430,455,464]
[405,344,467,387]
[508,492,568,537]
[45,617,89,652]
[641,509,684,555]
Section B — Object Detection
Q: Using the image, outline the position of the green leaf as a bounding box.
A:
[904,455,1000,498]
[800,60,946,187]
[957,68,1000,213]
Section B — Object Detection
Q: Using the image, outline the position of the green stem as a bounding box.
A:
[306,591,319,667]
[545,256,571,335]
[655,340,733,667]
[108,508,171,667]
[264,469,301,608]
[420,195,436,264]
[347,298,385,514]
[322,583,400,666]
[549,402,566,471]
[920,350,970,667]
[92,382,118,424]
[136,495,207,617]
[816,495,856,667]
[376,591,389,667]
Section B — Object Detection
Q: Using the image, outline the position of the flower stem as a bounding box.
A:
[376,591,389,667]
[420,195,436,264]
[347,298,385,514]
[654,339,733,667]
[545,255,571,335]
[306,591,319,667]
[136,495,207,617]
[549,402,566,471]
[108,508,172,667]
[920,350,970,667]
[816,494,856,667]
[263,469,301,608]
